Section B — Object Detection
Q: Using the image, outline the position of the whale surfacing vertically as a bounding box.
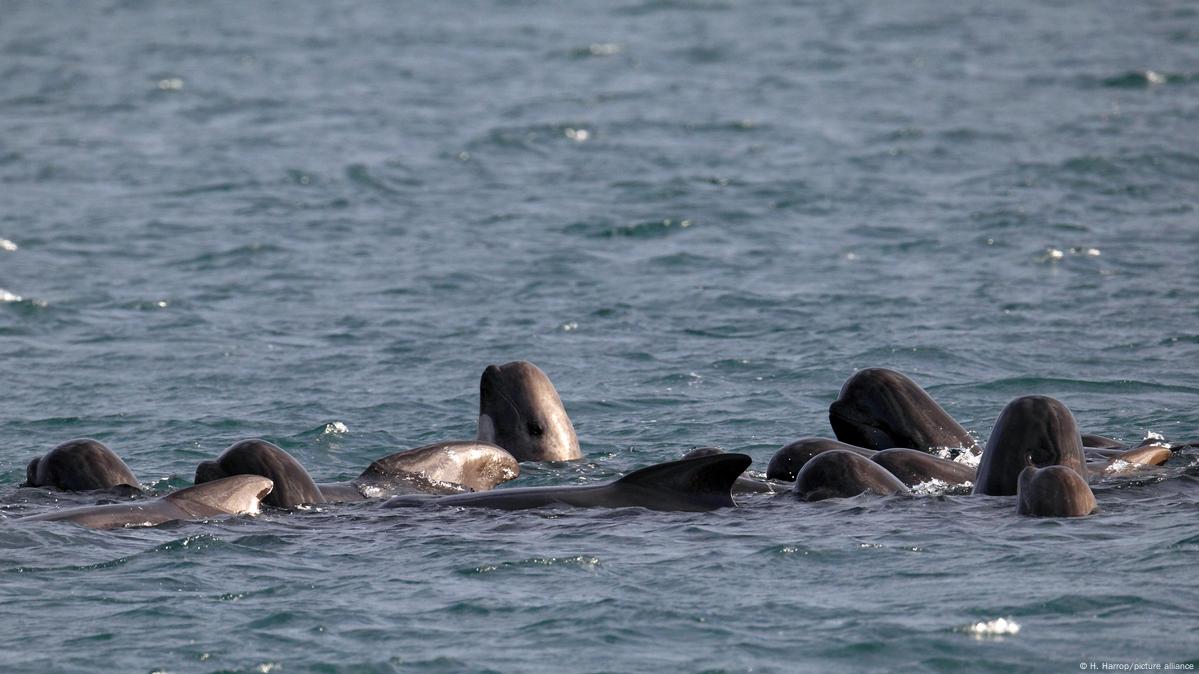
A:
[477,361,581,462]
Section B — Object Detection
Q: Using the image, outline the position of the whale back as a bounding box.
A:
[19,475,273,529]
[609,452,752,510]
[167,475,275,517]
[767,438,876,481]
[391,453,752,512]
[794,449,911,501]
[871,448,976,487]
[360,441,519,491]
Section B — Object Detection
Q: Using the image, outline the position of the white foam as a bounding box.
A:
[0,238,16,251]
[911,478,973,496]
[0,289,22,302]
[962,617,1020,637]
[1104,459,1135,475]
[1144,430,1165,442]
[588,42,623,56]
[323,421,348,435]
[933,447,981,468]
[911,478,949,495]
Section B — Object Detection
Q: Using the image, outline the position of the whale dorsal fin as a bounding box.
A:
[613,453,751,509]
[168,475,274,517]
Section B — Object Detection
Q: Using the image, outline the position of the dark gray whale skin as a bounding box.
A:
[1081,434,1127,449]
[766,438,876,481]
[792,449,910,501]
[681,447,784,493]
[828,368,979,457]
[195,439,325,508]
[477,361,581,463]
[973,396,1087,497]
[381,453,752,512]
[766,440,973,487]
[17,475,274,529]
[870,448,976,487]
[1016,466,1096,517]
[23,439,141,492]
[195,439,520,508]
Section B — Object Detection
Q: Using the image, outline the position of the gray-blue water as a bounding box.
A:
[2,1,1198,671]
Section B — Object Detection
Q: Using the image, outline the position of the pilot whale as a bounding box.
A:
[477,361,581,462]
[681,447,785,493]
[792,449,910,501]
[1017,465,1096,517]
[23,439,141,492]
[382,452,751,512]
[973,396,1087,496]
[829,368,979,458]
[766,438,875,481]
[194,439,519,508]
[17,475,273,529]
[766,439,974,487]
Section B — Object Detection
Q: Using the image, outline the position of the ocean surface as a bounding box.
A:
[2,1,1198,671]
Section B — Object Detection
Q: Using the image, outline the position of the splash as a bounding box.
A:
[961,617,1021,637]
[910,478,973,496]
[1104,460,1135,475]
[933,447,981,468]
[322,421,349,435]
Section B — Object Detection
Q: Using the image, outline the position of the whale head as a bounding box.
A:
[477,361,581,462]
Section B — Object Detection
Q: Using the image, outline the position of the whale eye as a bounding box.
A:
[527,421,545,437]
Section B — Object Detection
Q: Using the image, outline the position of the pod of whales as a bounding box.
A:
[7,362,1190,527]
[383,452,752,512]
[17,475,273,529]
[194,439,520,508]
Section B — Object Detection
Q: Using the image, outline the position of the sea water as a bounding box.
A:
[2,1,1198,671]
